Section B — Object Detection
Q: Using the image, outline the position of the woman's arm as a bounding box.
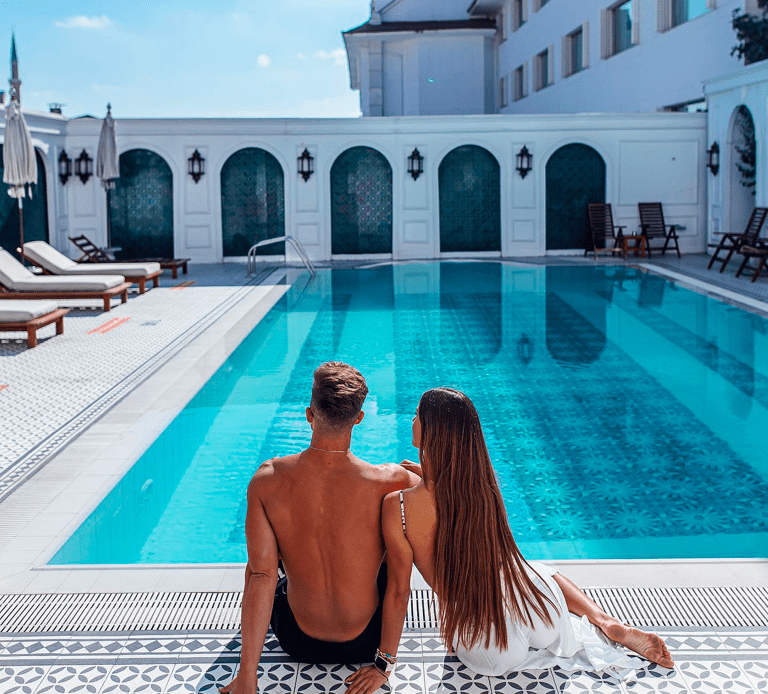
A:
[345,492,414,694]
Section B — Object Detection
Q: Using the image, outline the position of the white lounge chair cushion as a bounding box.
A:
[0,300,59,322]
[24,241,161,277]
[0,249,125,291]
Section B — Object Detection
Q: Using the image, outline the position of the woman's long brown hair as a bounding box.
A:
[418,387,559,651]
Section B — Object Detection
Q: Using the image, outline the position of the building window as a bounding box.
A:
[513,0,527,31]
[499,75,509,108]
[569,28,584,76]
[513,64,528,100]
[535,47,552,90]
[613,1,633,53]
[532,0,550,11]
[672,0,710,27]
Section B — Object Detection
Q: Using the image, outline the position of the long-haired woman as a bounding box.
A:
[346,387,673,694]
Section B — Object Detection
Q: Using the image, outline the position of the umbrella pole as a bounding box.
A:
[18,197,25,265]
[106,187,111,250]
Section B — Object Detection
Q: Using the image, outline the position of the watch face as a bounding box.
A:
[374,655,389,672]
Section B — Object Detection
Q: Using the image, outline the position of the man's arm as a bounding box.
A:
[220,468,279,694]
[345,492,414,694]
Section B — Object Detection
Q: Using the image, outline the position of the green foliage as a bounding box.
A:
[734,106,756,194]
[732,1,768,65]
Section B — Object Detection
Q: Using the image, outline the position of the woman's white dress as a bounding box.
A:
[452,562,642,678]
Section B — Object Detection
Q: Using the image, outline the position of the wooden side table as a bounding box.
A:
[623,235,647,258]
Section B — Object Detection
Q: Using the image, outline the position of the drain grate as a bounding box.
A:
[0,586,766,634]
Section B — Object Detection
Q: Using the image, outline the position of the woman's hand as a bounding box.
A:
[344,665,389,694]
[219,671,257,694]
[400,460,422,478]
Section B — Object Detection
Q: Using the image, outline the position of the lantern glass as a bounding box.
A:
[516,145,532,179]
[707,142,719,176]
[74,149,93,184]
[407,148,424,180]
[188,149,205,183]
[298,148,314,181]
[58,149,72,185]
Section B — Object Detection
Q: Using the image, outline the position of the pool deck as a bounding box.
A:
[1,255,767,693]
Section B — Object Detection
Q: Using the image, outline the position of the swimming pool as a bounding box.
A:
[52,262,768,564]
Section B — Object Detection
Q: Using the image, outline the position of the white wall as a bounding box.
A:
[380,0,472,22]
[0,111,706,263]
[499,0,743,114]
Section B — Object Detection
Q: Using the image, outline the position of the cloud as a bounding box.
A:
[55,15,113,30]
[257,54,271,68]
[315,49,347,66]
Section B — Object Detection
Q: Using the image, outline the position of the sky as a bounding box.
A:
[0,0,370,119]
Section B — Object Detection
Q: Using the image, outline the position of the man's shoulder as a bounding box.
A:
[250,454,300,485]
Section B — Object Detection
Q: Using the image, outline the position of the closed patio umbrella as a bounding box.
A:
[96,103,119,248]
[2,91,37,263]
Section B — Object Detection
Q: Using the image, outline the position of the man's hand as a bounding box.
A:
[219,671,257,694]
[345,665,389,694]
[400,460,422,478]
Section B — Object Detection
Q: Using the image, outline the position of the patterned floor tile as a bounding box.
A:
[163,661,238,694]
[623,663,690,693]
[718,631,768,654]
[550,668,625,693]
[33,664,112,694]
[424,658,491,694]
[387,661,428,694]
[737,660,768,692]
[0,664,52,694]
[661,633,728,656]
[676,660,756,693]
[4,639,75,658]
[295,663,358,694]
[99,663,175,693]
[257,662,298,694]
[489,668,557,693]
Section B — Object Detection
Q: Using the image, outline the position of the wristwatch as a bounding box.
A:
[374,648,397,676]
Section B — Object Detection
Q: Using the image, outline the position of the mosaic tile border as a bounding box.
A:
[0,267,277,504]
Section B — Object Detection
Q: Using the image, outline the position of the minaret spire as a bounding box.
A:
[10,31,21,102]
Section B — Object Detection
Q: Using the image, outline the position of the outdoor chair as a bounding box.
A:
[0,249,131,312]
[638,203,682,258]
[0,300,69,348]
[735,240,768,283]
[24,241,161,295]
[587,204,625,260]
[707,207,768,273]
[70,235,191,279]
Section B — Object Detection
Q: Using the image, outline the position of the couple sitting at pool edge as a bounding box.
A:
[220,362,673,694]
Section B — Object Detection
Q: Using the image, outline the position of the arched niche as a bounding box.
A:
[727,105,756,236]
[331,146,393,254]
[438,145,500,253]
[546,144,606,251]
[109,148,174,259]
[221,147,285,257]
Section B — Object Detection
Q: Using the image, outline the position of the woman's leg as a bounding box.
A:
[552,572,674,669]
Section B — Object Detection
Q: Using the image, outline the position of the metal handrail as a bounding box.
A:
[247,235,316,277]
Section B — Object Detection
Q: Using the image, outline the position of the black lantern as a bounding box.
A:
[188,149,205,183]
[58,149,72,185]
[74,149,93,184]
[516,145,532,179]
[517,334,534,365]
[298,148,314,182]
[707,142,720,176]
[407,148,424,181]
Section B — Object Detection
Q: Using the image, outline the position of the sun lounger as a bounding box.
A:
[0,249,131,312]
[707,207,767,272]
[70,235,190,278]
[638,203,682,258]
[23,241,161,295]
[735,240,768,283]
[0,300,69,347]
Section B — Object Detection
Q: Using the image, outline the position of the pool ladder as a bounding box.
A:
[247,235,317,278]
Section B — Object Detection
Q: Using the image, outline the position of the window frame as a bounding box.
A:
[513,63,528,101]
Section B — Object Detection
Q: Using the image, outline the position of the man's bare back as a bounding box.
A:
[255,450,417,641]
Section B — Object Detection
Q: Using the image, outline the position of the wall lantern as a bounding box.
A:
[74,149,93,184]
[188,149,205,183]
[58,149,72,185]
[516,145,533,179]
[407,148,424,181]
[707,142,720,176]
[297,148,314,182]
[517,333,534,365]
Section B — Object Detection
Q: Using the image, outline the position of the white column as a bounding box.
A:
[631,1,641,45]
[561,35,570,78]
[547,44,555,86]
[600,9,613,60]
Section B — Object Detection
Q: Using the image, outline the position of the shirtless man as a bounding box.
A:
[220,362,420,694]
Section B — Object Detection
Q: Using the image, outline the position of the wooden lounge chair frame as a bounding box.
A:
[70,235,190,279]
[0,308,69,348]
[587,203,625,260]
[735,240,768,283]
[707,207,768,273]
[21,247,160,295]
[0,282,132,312]
[638,203,682,258]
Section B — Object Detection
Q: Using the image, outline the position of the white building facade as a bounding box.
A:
[345,0,751,117]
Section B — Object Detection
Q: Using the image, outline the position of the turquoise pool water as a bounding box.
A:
[52,263,768,564]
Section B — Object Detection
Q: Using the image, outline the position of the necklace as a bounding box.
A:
[308,445,349,454]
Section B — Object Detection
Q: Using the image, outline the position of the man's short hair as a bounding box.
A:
[311,362,368,431]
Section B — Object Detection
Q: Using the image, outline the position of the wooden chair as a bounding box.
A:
[707,207,768,273]
[70,235,190,279]
[638,203,682,258]
[587,204,625,260]
[735,240,768,283]
[0,302,69,348]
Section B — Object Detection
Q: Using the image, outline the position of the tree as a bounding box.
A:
[732,0,768,65]
[734,106,756,194]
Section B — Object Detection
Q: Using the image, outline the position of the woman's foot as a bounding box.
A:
[599,620,675,669]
